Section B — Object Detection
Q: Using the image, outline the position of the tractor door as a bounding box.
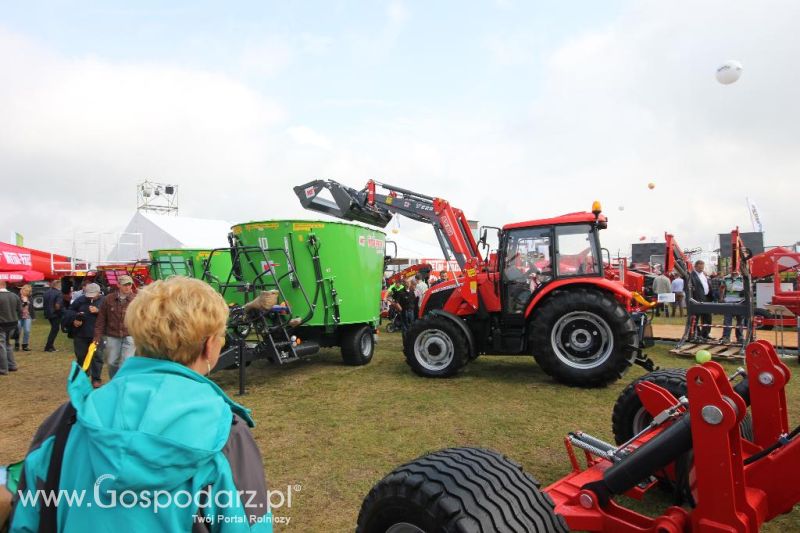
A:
[500,227,553,316]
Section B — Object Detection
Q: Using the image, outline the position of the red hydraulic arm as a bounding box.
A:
[663,232,691,278]
[295,179,485,310]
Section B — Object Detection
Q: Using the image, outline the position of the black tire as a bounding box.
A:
[612,369,689,444]
[530,288,638,387]
[386,321,398,334]
[403,317,470,378]
[612,368,754,443]
[356,447,569,533]
[341,324,375,366]
[612,368,753,502]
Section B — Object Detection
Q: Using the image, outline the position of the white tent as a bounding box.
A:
[106,211,232,262]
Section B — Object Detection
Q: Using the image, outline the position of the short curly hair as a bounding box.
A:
[125,276,229,365]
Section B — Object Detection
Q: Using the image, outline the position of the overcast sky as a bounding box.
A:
[1,0,797,261]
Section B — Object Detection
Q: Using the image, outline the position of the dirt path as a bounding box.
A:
[653,323,798,348]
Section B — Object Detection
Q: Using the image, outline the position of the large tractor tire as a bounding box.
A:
[356,447,569,533]
[530,288,637,387]
[612,368,753,503]
[341,324,376,366]
[403,316,470,378]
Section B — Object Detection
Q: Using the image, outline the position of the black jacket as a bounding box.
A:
[690,271,711,302]
[62,295,104,339]
[393,288,416,311]
[43,287,64,319]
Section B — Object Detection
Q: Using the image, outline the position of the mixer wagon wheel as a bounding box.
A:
[356,447,569,533]
[341,324,376,366]
[403,317,469,378]
[530,288,637,387]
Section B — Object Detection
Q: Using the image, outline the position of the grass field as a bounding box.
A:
[2,321,798,531]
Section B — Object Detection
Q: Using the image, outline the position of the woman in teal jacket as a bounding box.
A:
[10,277,272,532]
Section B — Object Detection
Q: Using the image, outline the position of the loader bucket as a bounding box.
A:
[294,180,394,228]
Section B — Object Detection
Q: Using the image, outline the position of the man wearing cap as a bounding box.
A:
[63,282,105,387]
[94,276,137,379]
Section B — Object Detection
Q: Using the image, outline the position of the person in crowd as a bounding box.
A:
[9,277,272,531]
[720,271,746,343]
[93,275,137,379]
[0,280,22,375]
[69,278,95,304]
[16,285,34,352]
[390,280,416,331]
[690,260,713,340]
[414,274,428,301]
[652,269,672,318]
[670,274,685,318]
[42,279,63,352]
[387,278,403,299]
[62,283,104,388]
[433,270,448,285]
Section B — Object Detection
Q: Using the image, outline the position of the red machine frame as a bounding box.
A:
[545,340,798,532]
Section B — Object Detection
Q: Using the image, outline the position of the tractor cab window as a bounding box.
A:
[555,224,600,277]
[502,228,552,314]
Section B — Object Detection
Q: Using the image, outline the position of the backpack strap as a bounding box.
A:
[38,402,77,533]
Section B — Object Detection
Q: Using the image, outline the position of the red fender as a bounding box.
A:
[524,277,633,319]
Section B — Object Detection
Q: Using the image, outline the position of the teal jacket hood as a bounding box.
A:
[66,357,253,492]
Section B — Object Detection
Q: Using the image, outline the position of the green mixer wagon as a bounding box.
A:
[211,220,386,377]
[147,248,244,305]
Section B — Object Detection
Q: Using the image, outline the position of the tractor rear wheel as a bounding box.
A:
[403,317,469,377]
[341,325,375,366]
[530,288,637,386]
[356,447,569,533]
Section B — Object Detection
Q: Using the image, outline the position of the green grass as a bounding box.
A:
[2,322,798,531]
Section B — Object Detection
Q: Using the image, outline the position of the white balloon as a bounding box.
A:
[716,60,743,85]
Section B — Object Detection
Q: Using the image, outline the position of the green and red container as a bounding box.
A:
[230,220,386,329]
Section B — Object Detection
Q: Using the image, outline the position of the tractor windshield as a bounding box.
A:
[555,224,601,277]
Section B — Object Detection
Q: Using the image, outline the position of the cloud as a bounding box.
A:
[485,32,540,66]
[2,0,799,264]
[0,27,285,253]
[239,36,295,76]
[387,1,409,25]
[286,126,332,150]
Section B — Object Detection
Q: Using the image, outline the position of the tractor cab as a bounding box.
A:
[497,211,605,315]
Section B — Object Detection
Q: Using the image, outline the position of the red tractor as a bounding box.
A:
[296,179,651,386]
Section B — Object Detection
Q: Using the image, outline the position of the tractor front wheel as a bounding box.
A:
[356,447,568,533]
[403,317,469,377]
[530,288,638,386]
